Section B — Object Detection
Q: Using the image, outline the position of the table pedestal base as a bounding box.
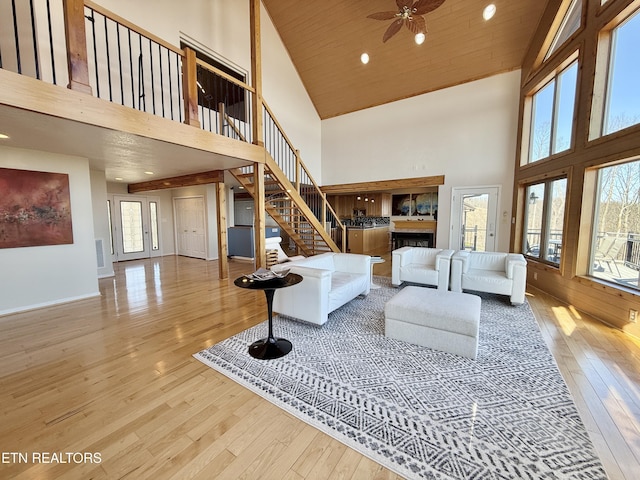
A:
[248,337,292,359]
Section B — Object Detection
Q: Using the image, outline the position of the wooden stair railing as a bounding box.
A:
[230,154,342,256]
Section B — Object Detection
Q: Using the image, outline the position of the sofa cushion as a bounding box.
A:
[399,265,439,286]
[328,272,369,312]
[410,248,439,266]
[469,252,506,271]
[463,269,512,295]
[295,253,336,272]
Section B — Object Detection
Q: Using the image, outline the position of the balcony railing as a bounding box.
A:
[0,0,344,251]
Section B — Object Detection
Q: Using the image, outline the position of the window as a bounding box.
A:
[523,178,567,265]
[527,60,578,163]
[544,0,582,61]
[590,159,640,290]
[602,9,640,136]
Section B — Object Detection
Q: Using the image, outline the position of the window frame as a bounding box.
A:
[522,175,569,267]
[522,53,579,166]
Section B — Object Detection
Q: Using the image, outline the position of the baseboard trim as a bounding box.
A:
[0,292,101,318]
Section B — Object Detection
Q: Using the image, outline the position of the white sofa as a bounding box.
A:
[391,247,455,290]
[450,251,527,305]
[270,252,371,325]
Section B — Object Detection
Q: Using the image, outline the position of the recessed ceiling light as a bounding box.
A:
[115,177,123,181]
[360,53,370,64]
[483,4,496,21]
[144,171,154,175]
[0,133,9,139]
[414,33,426,45]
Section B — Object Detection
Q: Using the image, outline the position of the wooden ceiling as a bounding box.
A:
[262,0,550,119]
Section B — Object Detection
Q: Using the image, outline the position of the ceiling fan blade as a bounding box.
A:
[406,14,426,34]
[367,11,398,21]
[396,0,413,10]
[413,0,446,15]
[383,18,404,43]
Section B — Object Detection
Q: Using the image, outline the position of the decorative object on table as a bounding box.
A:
[234,272,302,359]
[194,277,606,480]
[0,167,73,249]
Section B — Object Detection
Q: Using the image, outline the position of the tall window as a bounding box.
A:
[544,0,582,61]
[602,9,640,135]
[523,178,567,265]
[590,159,640,290]
[527,60,578,163]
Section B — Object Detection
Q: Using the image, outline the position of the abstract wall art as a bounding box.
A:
[0,167,73,248]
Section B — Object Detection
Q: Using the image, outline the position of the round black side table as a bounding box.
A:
[234,273,303,359]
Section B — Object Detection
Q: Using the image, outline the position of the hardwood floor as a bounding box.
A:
[0,255,638,479]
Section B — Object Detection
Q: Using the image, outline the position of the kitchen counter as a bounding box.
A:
[347,225,390,254]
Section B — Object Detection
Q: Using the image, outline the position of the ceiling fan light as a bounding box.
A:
[360,53,370,64]
[414,32,426,45]
[483,4,496,21]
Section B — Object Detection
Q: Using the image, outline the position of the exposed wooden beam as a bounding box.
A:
[128,170,224,193]
[321,176,445,195]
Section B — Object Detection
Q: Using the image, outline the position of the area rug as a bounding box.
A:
[194,278,607,479]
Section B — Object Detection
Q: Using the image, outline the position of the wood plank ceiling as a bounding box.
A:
[262,0,550,119]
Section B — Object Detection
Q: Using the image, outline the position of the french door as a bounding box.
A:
[450,187,499,252]
[110,195,161,262]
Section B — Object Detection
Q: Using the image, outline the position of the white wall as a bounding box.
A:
[90,170,114,277]
[321,71,521,252]
[0,147,100,315]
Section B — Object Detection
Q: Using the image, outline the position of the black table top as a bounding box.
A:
[234,273,303,291]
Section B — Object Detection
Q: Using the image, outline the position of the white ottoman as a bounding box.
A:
[384,286,481,359]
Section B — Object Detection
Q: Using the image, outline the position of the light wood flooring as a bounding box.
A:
[0,255,638,480]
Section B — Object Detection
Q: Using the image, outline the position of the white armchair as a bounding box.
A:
[391,247,454,290]
[450,251,527,305]
[264,236,305,263]
[271,252,371,325]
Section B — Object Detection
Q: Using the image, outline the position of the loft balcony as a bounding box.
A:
[0,0,265,183]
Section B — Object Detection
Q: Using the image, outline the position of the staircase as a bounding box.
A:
[230,153,343,257]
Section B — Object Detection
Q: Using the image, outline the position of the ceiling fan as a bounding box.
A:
[367,0,446,43]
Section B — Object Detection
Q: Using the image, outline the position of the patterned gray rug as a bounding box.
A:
[194,277,607,479]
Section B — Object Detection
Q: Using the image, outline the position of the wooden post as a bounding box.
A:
[182,47,200,128]
[62,0,92,94]
[250,0,264,146]
[253,163,266,269]
[218,102,225,136]
[216,182,229,279]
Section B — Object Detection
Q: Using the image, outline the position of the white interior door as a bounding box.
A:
[111,195,161,262]
[174,196,207,259]
[450,187,499,252]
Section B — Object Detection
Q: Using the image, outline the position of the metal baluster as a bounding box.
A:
[167,49,174,120]
[104,15,112,101]
[149,38,155,114]
[128,29,134,109]
[158,44,164,118]
[116,23,124,105]
[11,0,21,74]
[45,0,56,84]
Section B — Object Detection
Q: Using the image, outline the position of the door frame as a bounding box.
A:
[109,194,162,262]
[173,195,208,260]
[450,186,500,252]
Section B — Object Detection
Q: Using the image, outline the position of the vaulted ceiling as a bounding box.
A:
[263,0,550,119]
